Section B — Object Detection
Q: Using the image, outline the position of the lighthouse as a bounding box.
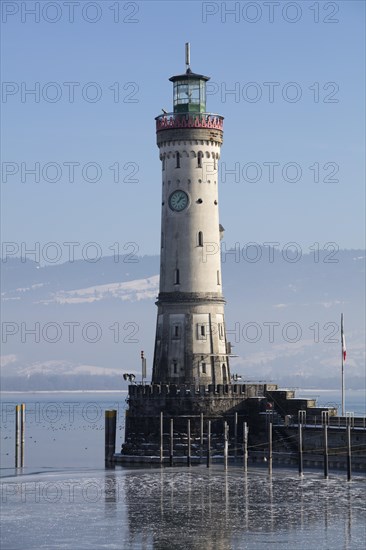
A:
[152,44,230,387]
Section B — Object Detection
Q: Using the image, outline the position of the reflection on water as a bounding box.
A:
[1,466,365,549]
[104,467,365,550]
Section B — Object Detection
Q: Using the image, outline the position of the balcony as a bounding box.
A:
[156,112,224,132]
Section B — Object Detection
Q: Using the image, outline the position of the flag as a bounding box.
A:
[341,313,346,362]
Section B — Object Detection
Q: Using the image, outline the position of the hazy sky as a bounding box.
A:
[2,1,365,262]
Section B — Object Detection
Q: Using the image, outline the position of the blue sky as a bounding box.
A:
[1,0,365,261]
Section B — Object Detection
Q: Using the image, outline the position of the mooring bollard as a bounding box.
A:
[346,424,352,481]
[187,419,191,467]
[104,410,117,464]
[206,420,211,468]
[169,418,174,467]
[323,423,329,479]
[243,422,248,472]
[160,411,163,464]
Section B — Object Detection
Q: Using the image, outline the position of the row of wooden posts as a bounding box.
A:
[105,410,353,480]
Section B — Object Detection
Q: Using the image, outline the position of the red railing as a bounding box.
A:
[156,112,224,132]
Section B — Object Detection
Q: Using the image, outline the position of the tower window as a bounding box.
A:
[172,325,180,339]
[172,360,178,375]
[197,323,207,340]
[198,231,203,247]
[174,269,180,285]
[219,323,224,339]
[176,152,180,168]
[217,270,220,285]
[197,152,202,168]
[200,356,207,374]
[222,364,227,384]
[162,157,165,171]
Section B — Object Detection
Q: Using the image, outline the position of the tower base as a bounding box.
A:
[121,383,338,458]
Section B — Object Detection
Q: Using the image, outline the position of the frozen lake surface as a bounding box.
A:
[1,467,365,549]
[1,391,365,549]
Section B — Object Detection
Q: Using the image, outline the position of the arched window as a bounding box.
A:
[176,152,180,168]
[198,231,203,247]
[197,152,203,168]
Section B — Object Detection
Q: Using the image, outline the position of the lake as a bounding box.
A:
[1,390,365,549]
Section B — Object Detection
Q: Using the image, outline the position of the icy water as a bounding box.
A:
[1,391,365,549]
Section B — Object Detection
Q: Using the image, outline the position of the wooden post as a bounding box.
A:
[169,418,174,467]
[15,405,20,468]
[346,424,352,481]
[234,412,238,461]
[298,422,303,477]
[323,423,329,479]
[187,419,191,467]
[206,420,211,468]
[268,420,272,475]
[224,421,228,471]
[243,422,248,472]
[104,410,117,464]
[20,403,25,468]
[160,412,163,464]
[200,413,204,461]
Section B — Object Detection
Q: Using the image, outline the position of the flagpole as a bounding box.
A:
[341,313,345,417]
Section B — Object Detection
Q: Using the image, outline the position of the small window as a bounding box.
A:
[174,269,180,285]
[172,325,180,339]
[198,231,203,247]
[200,325,205,337]
[161,232,164,249]
[219,323,224,339]
[172,360,178,375]
[162,157,165,171]
[201,356,207,374]
[176,152,180,168]
[217,270,220,285]
[197,152,202,168]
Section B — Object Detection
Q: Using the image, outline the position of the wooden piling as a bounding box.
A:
[160,411,163,463]
[20,403,25,468]
[323,423,329,479]
[206,420,211,468]
[346,424,352,481]
[15,405,20,468]
[268,420,272,475]
[298,422,304,477]
[200,413,204,460]
[234,412,238,461]
[224,421,228,471]
[169,418,174,466]
[187,419,191,467]
[104,410,117,464]
[243,422,248,472]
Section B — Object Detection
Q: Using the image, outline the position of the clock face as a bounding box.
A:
[168,190,189,212]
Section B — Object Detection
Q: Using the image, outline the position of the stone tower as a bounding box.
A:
[152,45,230,387]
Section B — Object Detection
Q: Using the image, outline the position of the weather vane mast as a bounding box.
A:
[185,42,190,71]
